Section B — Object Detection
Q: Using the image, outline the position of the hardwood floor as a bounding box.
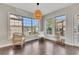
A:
[0,40,79,55]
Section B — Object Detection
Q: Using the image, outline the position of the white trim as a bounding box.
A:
[0,43,12,48]
[65,41,73,46]
[44,35,79,47]
[65,41,79,47]
[1,35,79,48]
[0,37,38,48]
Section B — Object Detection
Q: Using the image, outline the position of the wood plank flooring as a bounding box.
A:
[0,40,79,55]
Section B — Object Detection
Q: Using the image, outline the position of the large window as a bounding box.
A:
[23,18,31,37]
[55,15,66,36]
[31,19,39,35]
[9,14,39,40]
[73,14,79,45]
[46,18,54,35]
[9,14,23,39]
[23,17,39,37]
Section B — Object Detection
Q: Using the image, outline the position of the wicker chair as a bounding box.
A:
[12,33,25,49]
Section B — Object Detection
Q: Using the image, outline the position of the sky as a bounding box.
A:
[23,17,38,26]
[55,16,65,20]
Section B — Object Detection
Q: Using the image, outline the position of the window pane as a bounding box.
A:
[31,19,39,34]
[9,14,22,39]
[46,18,53,34]
[32,19,38,26]
[23,18,31,26]
[23,18,31,37]
[10,20,14,25]
[55,16,66,36]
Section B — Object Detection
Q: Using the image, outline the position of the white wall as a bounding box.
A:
[0,4,34,47]
[43,4,79,46]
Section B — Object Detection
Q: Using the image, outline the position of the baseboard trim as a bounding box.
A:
[1,37,79,48]
[0,39,38,48]
[45,38,79,47]
[0,43,12,48]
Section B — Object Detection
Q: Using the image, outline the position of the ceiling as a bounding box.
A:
[6,3,74,15]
